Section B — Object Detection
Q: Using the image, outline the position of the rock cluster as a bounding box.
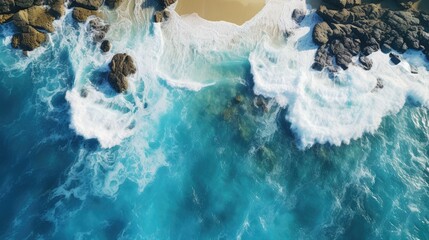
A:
[0,0,123,52]
[108,53,137,93]
[153,0,176,23]
[312,0,429,71]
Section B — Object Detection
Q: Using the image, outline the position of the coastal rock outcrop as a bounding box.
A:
[72,7,101,22]
[105,0,124,9]
[100,39,111,52]
[312,0,429,71]
[108,53,137,93]
[11,25,47,50]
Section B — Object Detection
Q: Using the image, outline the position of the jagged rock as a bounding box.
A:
[108,53,137,93]
[72,7,101,22]
[72,0,103,10]
[100,39,111,52]
[11,25,47,51]
[312,44,333,71]
[389,52,401,64]
[105,0,123,9]
[313,22,332,45]
[0,13,13,23]
[27,6,55,32]
[292,8,305,23]
[13,6,55,33]
[359,55,373,70]
[331,39,352,69]
[49,0,65,19]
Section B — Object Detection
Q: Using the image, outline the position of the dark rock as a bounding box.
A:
[381,43,392,53]
[322,0,361,8]
[410,65,418,74]
[15,0,34,9]
[389,52,401,65]
[313,22,332,45]
[105,0,123,9]
[292,8,305,23]
[359,55,373,70]
[0,0,15,14]
[100,39,111,52]
[396,0,418,9]
[312,44,333,71]
[108,72,128,93]
[108,53,137,93]
[331,39,352,69]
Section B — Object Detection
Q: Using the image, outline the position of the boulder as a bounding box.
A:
[72,7,101,22]
[27,6,55,32]
[15,0,34,9]
[100,39,111,52]
[49,0,65,19]
[11,25,47,51]
[359,55,373,70]
[72,0,103,10]
[154,11,163,23]
[13,6,55,33]
[313,22,332,45]
[108,53,137,93]
[389,52,401,64]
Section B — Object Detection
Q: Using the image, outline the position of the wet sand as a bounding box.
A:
[175,0,265,25]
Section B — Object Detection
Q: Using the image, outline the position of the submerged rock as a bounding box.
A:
[292,8,305,23]
[108,53,137,93]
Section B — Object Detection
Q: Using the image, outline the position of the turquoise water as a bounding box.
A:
[1,6,429,240]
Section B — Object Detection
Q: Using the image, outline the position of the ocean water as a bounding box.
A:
[0,0,428,239]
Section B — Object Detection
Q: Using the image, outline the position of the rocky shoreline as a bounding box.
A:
[311,0,429,71]
[0,0,124,52]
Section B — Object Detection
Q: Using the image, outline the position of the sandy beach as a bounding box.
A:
[175,0,265,25]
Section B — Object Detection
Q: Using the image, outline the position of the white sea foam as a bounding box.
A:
[161,0,429,148]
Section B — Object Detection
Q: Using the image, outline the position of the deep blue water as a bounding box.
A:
[1,14,429,240]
